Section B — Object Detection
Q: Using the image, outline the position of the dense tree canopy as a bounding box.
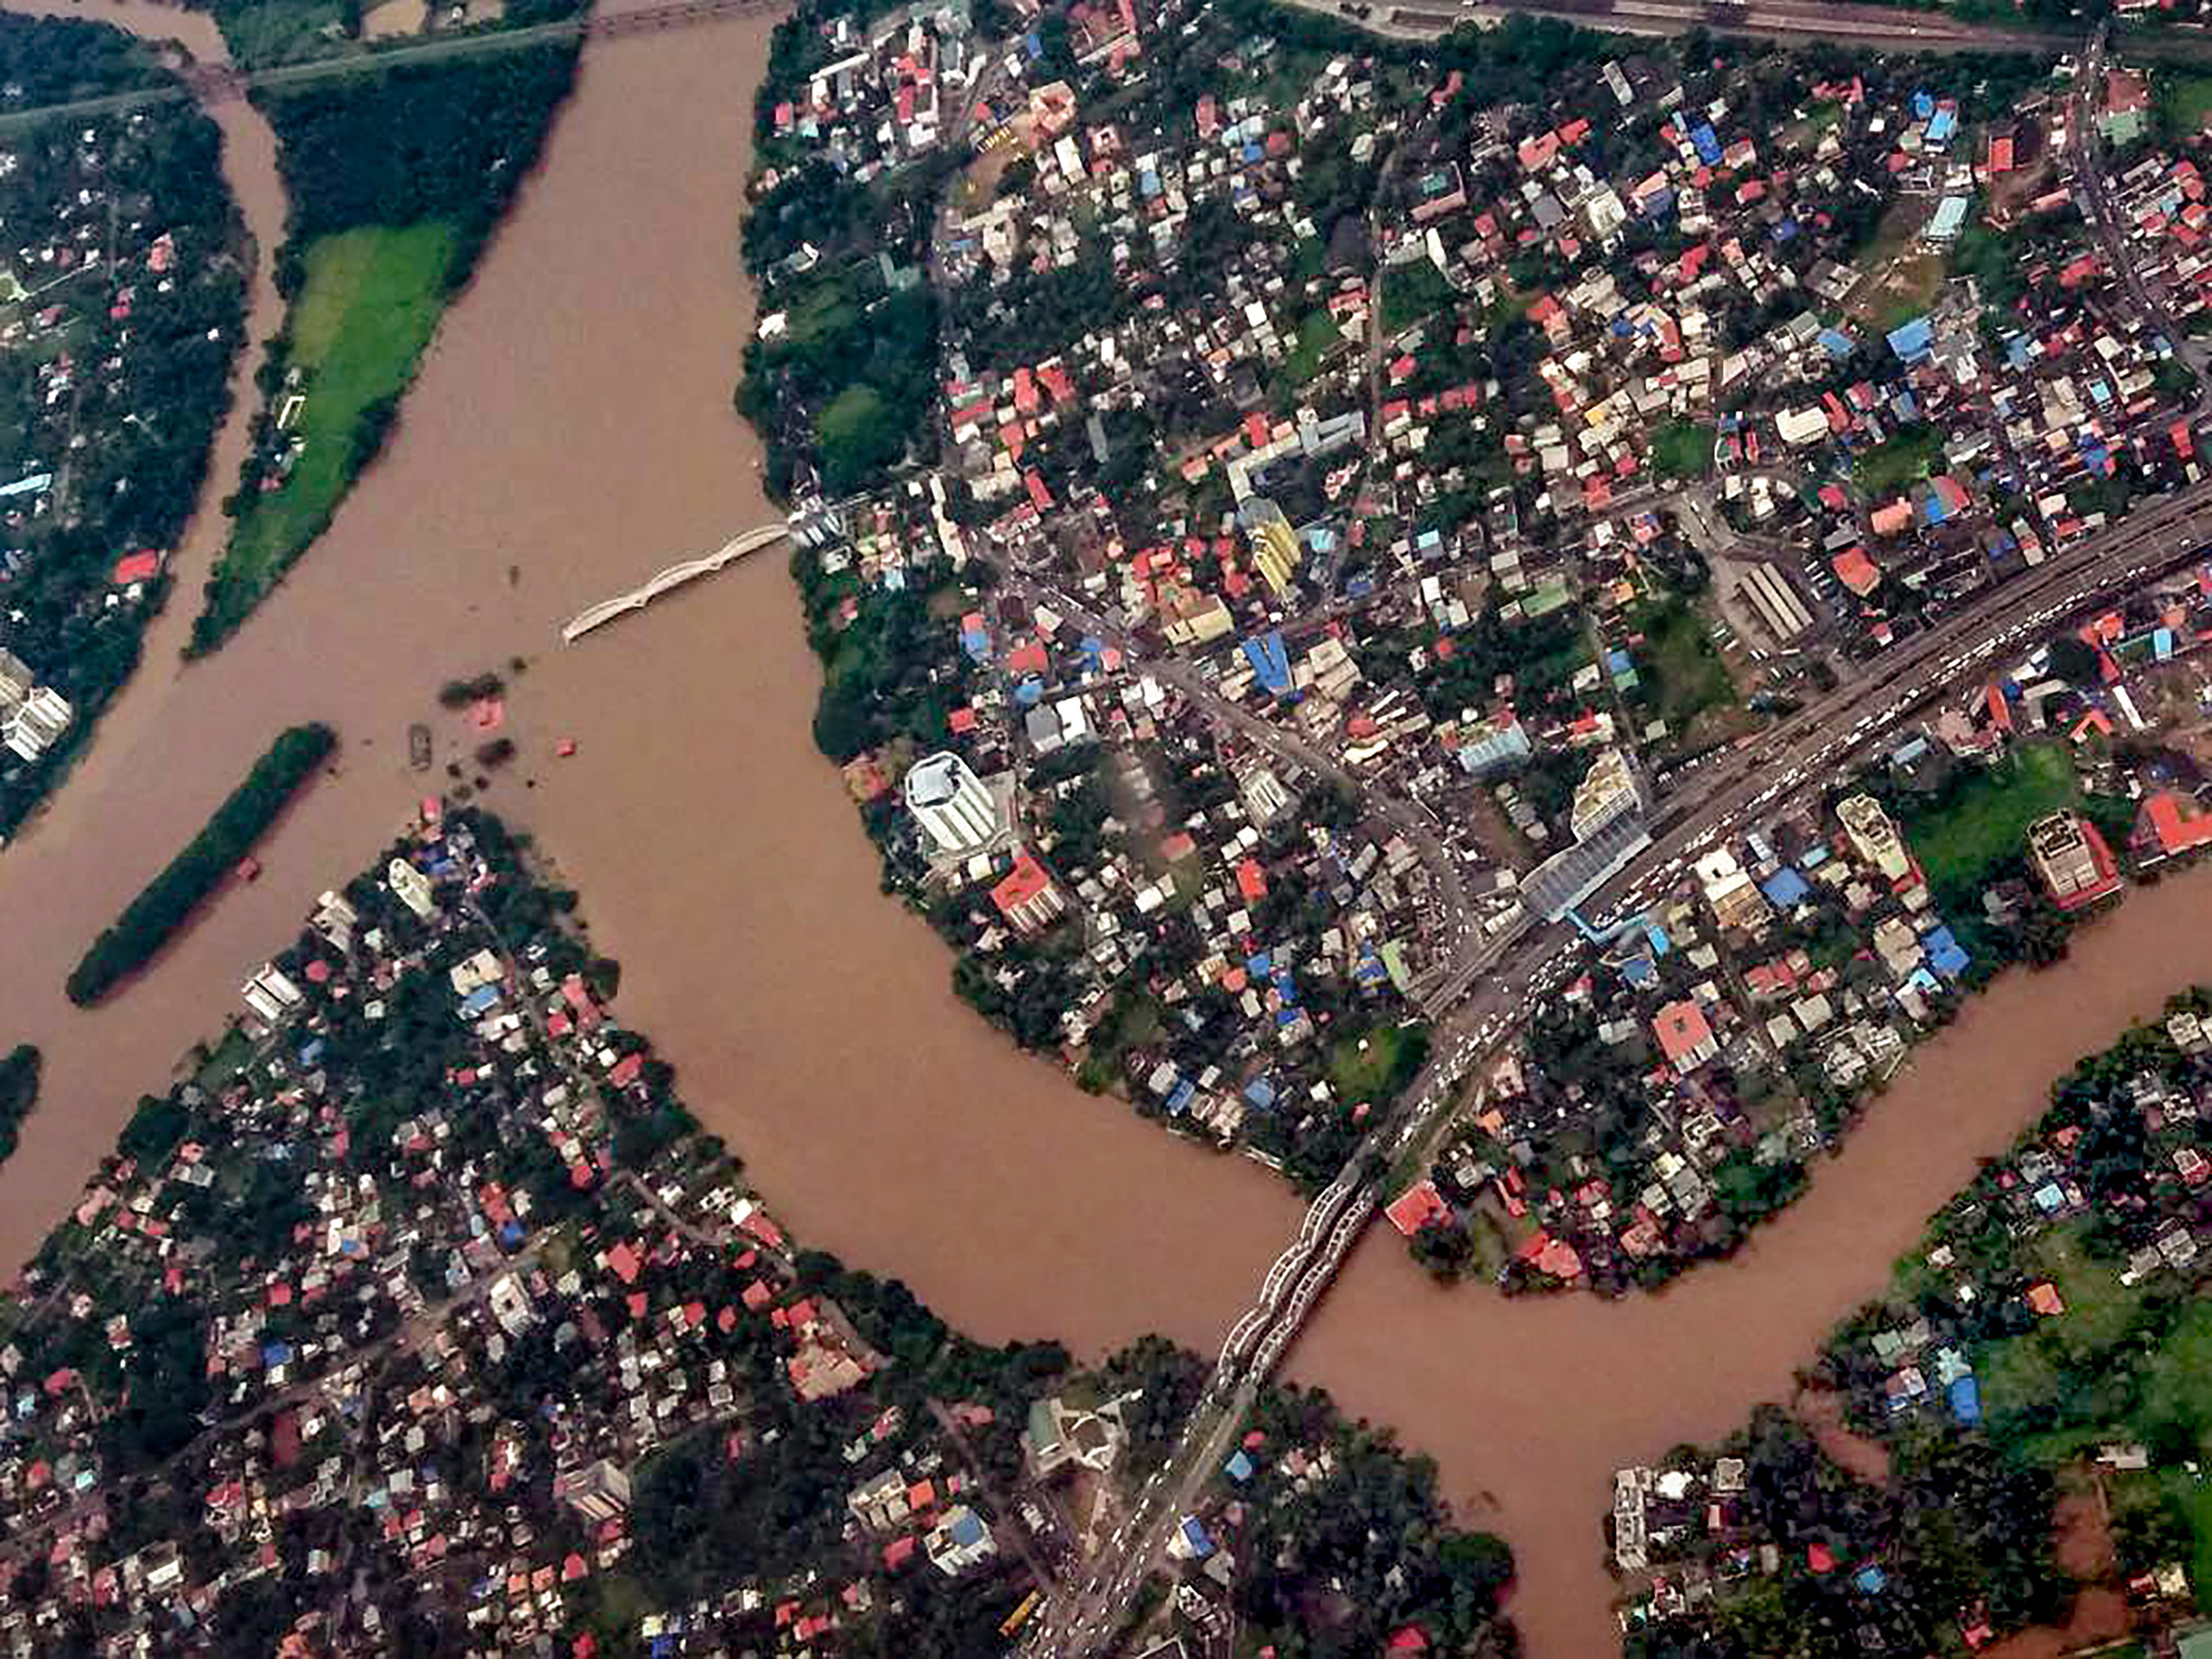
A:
[256,45,579,292]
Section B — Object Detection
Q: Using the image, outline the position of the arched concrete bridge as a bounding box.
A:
[560,521,790,642]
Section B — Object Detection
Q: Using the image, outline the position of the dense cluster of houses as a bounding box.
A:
[0,102,240,814]
[0,812,1071,1652]
[0,102,241,826]
[782,9,2212,1211]
[1388,776,1994,1293]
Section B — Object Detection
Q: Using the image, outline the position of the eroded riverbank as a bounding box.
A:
[2,5,2211,1656]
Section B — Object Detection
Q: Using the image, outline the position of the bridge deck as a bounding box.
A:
[562,522,788,642]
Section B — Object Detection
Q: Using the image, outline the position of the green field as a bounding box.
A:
[1329,1024,1423,1106]
[1980,1227,2149,1434]
[1281,310,1343,387]
[195,222,456,652]
[1980,1275,2212,1604]
[1380,259,1456,334]
[1903,741,2077,900]
[1636,600,1736,730]
[2162,73,2212,143]
[1649,421,1715,481]
[1853,424,1945,498]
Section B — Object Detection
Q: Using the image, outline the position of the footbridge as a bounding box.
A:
[561,520,791,642]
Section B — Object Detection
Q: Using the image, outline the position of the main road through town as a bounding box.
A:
[1026,466,2212,1651]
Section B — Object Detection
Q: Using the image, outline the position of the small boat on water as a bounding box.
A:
[408,724,432,771]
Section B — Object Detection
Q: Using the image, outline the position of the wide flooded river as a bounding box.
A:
[0,5,2207,1654]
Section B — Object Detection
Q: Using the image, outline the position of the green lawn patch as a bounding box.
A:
[1853,424,1946,498]
[194,223,456,653]
[1635,600,1736,730]
[1282,309,1343,387]
[1649,421,1715,481]
[1327,1023,1430,1109]
[1381,259,1456,334]
[2035,1227,2147,1355]
[1902,741,2078,901]
[816,385,901,493]
[2161,73,2212,144]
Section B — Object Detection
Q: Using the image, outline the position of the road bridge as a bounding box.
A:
[0,0,793,136]
[560,520,789,642]
[1032,487,2212,1656]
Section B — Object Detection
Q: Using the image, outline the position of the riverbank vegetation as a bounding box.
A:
[0,1047,39,1172]
[194,224,454,648]
[202,0,589,72]
[1626,994,2212,1656]
[66,723,335,1006]
[0,31,247,838]
[0,12,164,101]
[191,46,578,654]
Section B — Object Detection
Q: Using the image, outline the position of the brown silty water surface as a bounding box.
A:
[0,6,2206,1653]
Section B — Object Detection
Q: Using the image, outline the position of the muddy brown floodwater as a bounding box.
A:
[3,6,2212,1655]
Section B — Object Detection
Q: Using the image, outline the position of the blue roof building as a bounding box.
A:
[1457,716,1533,780]
[1948,1376,1982,1424]
[1924,925,1969,981]
[1242,631,1293,696]
[1761,867,1811,908]
[1225,1450,1254,1483]
[1887,315,1935,362]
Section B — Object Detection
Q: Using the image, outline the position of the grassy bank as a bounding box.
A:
[67,723,336,1006]
[189,44,577,653]
[192,224,454,652]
